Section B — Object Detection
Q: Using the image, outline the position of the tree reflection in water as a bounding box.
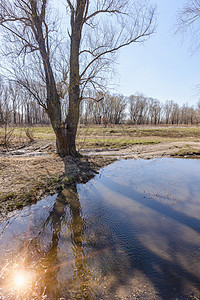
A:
[30,188,94,299]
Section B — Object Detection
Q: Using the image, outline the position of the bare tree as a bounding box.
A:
[108,95,127,124]
[82,92,127,124]
[0,84,16,148]
[164,100,173,125]
[148,98,162,125]
[129,93,149,124]
[0,0,156,157]
[176,0,200,52]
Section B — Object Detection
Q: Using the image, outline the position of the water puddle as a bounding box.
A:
[0,158,200,299]
[2,151,50,157]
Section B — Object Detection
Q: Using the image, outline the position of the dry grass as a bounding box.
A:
[1,124,200,151]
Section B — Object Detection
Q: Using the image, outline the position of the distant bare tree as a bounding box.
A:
[0,84,15,148]
[197,100,200,123]
[148,98,162,125]
[171,102,180,124]
[129,94,149,124]
[164,100,173,125]
[83,93,127,124]
[109,95,127,124]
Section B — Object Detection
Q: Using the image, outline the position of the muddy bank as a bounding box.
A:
[1,140,200,223]
[83,140,200,159]
[0,152,116,223]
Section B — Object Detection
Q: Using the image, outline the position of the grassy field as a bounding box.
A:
[1,124,200,150]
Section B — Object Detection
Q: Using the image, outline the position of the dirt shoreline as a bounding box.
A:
[1,139,200,223]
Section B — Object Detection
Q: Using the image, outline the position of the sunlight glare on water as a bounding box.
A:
[13,270,31,289]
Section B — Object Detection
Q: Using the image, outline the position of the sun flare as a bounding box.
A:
[12,269,35,291]
[14,271,27,288]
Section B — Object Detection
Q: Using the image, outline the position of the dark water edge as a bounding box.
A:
[0,158,200,299]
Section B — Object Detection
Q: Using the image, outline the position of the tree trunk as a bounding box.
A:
[57,0,86,157]
[46,87,79,157]
[54,125,77,157]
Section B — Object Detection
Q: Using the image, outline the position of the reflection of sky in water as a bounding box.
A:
[92,158,200,213]
[0,158,200,299]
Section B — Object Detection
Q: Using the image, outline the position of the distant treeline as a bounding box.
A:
[0,82,199,126]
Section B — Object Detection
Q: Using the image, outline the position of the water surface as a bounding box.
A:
[0,158,200,299]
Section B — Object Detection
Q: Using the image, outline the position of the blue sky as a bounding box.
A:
[116,0,200,106]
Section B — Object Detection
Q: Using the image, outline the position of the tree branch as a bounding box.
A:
[0,23,38,53]
[80,32,153,79]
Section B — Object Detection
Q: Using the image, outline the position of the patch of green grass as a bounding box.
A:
[64,176,74,185]
[77,125,200,140]
[16,202,23,209]
[4,192,15,200]
[171,146,200,157]
[77,138,160,149]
